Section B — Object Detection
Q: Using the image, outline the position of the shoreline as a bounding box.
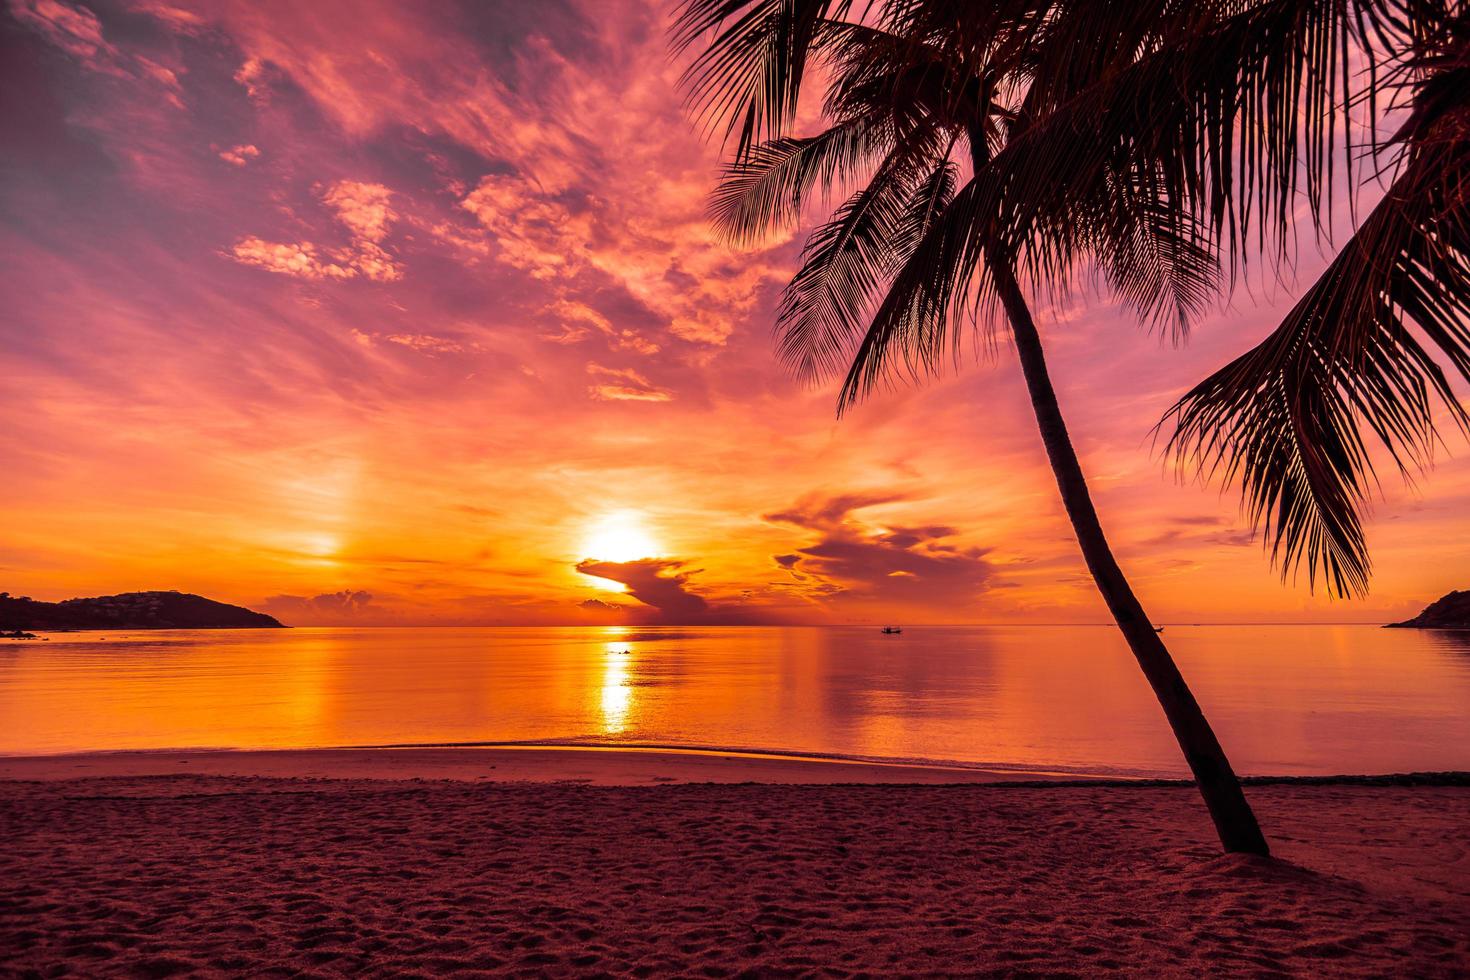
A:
[0,745,1094,785]
[2,744,1466,787]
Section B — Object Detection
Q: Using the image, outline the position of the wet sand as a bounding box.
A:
[0,745,1087,785]
[2,750,1467,976]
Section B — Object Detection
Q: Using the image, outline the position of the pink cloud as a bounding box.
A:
[232,56,270,100]
[12,0,185,107]
[348,241,401,282]
[218,143,260,166]
[548,298,611,336]
[540,299,660,354]
[229,236,354,279]
[382,333,478,355]
[230,180,402,282]
[586,363,672,402]
[10,0,114,61]
[459,173,584,280]
[616,331,660,355]
[323,180,395,243]
[132,2,206,31]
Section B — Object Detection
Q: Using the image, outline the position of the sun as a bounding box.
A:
[581,511,660,563]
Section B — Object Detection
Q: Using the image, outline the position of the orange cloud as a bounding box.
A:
[323,180,395,243]
[231,180,402,282]
[230,237,354,279]
[218,143,260,166]
[586,364,672,402]
[11,0,115,62]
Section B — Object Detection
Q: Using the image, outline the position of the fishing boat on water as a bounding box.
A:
[881,626,902,635]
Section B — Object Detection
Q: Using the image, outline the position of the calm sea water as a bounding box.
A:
[2,625,1468,776]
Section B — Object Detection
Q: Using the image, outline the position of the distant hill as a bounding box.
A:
[1386,590,1470,629]
[0,591,285,630]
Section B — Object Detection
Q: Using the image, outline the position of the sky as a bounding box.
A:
[2,0,1467,627]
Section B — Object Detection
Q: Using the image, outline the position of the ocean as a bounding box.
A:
[3,624,1467,776]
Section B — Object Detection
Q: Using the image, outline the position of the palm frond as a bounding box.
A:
[776,147,923,381]
[673,0,854,159]
[986,0,1395,274]
[1165,110,1470,596]
[709,117,891,244]
[1165,5,1470,597]
[892,157,958,260]
[1091,172,1223,341]
[835,178,989,412]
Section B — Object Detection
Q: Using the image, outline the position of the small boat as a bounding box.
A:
[881,626,903,635]
[1153,626,1165,633]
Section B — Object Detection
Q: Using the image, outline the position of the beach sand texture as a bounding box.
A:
[2,753,1467,976]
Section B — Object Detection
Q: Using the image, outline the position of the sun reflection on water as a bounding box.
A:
[600,641,633,733]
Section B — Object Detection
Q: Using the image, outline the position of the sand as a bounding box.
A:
[2,750,1467,977]
[0,745,1090,786]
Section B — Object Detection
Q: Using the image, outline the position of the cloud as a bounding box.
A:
[1141,517,1259,552]
[323,180,395,243]
[12,0,184,105]
[381,333,479,355]
[541,299,659,354]
[347,242,401,282]
[615,331,660,355]
[578,596,629,613]
[586,363,672,402]
[543,298,610,343]
[230,180,402,282]
[454,165,770,346]
[132,2,205,31]
[261,589,375,624]
[218,143,260,166]
[573,556,786,625]
[766,492,907,530]
[460,173,584,281]
[232,56,270,101]
[11,0,116,63]
[230,237,354,280]
[575,558,710,620]
[767,493,994,609]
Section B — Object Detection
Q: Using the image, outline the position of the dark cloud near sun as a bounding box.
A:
[574,558,776,624]
[571,494,994,624]
[766,493,994,610]
[577,596,627,613]
[575,558,710,621]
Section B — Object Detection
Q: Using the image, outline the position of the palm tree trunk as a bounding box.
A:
[988,256,1270,856]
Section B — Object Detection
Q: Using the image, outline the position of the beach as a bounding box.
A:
[3,749,1467,976]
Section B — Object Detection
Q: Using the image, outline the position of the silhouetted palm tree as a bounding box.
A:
[674,0,1467,855]
[1166,4,1470,598]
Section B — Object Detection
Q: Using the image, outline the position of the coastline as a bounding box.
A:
[3,743,1468,786]
[0,745,1100,785]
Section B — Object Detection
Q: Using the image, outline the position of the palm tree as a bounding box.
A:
[1165,4,1470,599]
[675,0,1468,855]
[675,0,1272,853]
